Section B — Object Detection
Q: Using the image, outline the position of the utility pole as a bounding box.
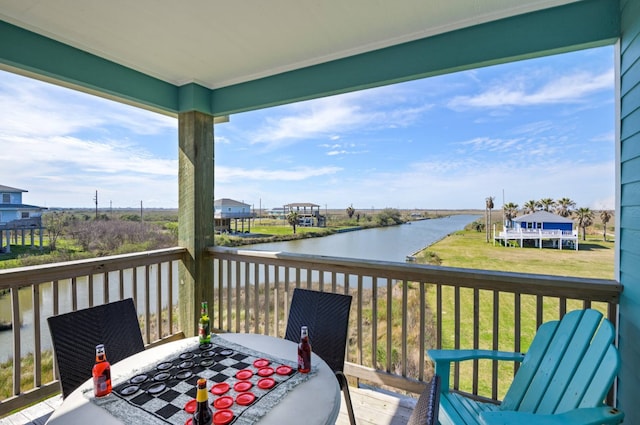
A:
[94,190,98,219]
[140,200,143,222]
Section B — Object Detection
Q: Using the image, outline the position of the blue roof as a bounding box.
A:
[513,211,573,223]
[0,203,45,210]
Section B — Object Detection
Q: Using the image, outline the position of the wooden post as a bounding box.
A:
[178,111,215,337]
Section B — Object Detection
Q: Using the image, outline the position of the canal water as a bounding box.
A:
[243,214,479,261]
[0,214,478,362]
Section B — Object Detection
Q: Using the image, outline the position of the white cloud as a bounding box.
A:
[0,71,176,138]
[214,166,342,183]
[248,89,433,150]
[448,68,613,110]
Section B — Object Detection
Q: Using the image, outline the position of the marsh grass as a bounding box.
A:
[0,351,55,400]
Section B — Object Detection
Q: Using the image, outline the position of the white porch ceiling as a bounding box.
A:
[0,0,580,89]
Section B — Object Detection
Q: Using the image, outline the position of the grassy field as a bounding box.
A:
[417,229,615,279]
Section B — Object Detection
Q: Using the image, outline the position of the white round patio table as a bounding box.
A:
[45,333,341,425]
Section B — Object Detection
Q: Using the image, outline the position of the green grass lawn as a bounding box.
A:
[418,229,614,279]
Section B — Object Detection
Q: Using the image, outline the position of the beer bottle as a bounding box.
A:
[193,378,213,425]
[198,301,210,344]
[297,325,311,373]
[92,344,112,397]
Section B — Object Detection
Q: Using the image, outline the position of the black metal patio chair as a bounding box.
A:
[284,288,356,425]
[47,298,145,398]
[407,375,441,425]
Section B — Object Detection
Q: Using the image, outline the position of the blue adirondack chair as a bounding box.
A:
[428,309,624,425]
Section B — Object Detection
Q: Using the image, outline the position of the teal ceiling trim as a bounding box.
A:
[178,83,213,115]
[212,0,620,116]
[0,19,179,114]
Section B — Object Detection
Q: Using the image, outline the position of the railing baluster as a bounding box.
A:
[226,260,232,332]
[235,260,241,333]
[132,266,138,312]
[87,274,93,307]
[492,291,499,400]
[156,263,162,340]
[145,265,151,344]
[357,274,363,367]
[332,271,337,293]
[104,271,109,304]
[168,261,173,334]
[265,264,270,336]
[402,279,408,377]
[386,278,392,373]
[244,262,250,334]
[436,283,442,350]
[71,276,77,311]
[536,295,543,328]
[52,280,59,381]
[11,287,21,396]
[453,285,461,390]
[119,269,125,301]
[254,263,259,334]
[514,292,521,375]
[218,259,224,331]
[33,283,42,387]
[472,288,479,395]
[419,281,425,381]
[274,266,279,337]
[372,277,378,369]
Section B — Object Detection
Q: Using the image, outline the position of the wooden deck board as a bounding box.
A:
[1,388,415,425]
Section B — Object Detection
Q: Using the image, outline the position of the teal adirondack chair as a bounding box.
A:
[428,309,624,425]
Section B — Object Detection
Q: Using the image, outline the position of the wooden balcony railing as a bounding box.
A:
[0,247,186,416]
[0,245,622,418]
[209,246,622,401]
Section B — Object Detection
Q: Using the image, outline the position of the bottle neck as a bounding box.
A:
[196,386,208,402]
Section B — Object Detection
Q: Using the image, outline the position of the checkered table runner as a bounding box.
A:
[88,335,315,425]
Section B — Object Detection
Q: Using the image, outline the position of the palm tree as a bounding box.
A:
[600,210,613,241]
[346,205,355,219]
[286,211,299,234]
[503,202,519,228]
[523,200,539,214]
[539,198,556,212]
[485,196,494,242]
[555,197,576,218]
[575,207,594,241]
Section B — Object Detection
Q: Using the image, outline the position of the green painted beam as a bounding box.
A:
[0,19,180,114]
[212,0,620,115]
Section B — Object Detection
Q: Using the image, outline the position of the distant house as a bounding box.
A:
[214,198,254,233]
[495,211,578,250]
[284,202,325,227]
[0,184,46,252]
[513,211,574,232]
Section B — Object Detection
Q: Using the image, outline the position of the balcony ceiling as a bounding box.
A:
[0,0,619,116]
[0,0,580,90]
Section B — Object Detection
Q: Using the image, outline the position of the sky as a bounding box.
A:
[0,46,615,211]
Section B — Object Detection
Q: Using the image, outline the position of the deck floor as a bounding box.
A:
[1,388,417,425]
